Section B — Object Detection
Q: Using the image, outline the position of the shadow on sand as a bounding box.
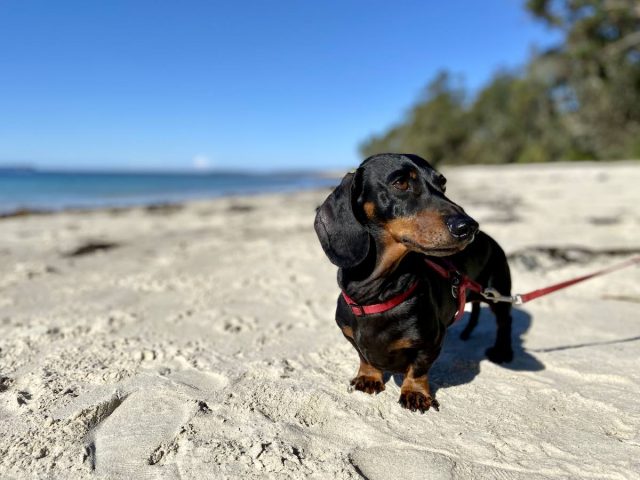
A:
[387,306,545,394]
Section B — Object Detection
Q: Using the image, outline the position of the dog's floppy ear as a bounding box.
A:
[314,172,370,269]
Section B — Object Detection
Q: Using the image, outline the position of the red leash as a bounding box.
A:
[425,255,640,311]
[514,255,640,304]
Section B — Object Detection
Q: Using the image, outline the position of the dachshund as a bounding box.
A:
[314,153,513,412]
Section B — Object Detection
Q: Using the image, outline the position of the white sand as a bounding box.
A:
[1,162,639,479]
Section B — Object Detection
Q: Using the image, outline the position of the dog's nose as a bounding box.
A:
[446,215,479,239]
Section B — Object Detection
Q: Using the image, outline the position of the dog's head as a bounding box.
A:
[314,153,478,268]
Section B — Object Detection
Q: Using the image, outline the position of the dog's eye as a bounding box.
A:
[392,179,409,191]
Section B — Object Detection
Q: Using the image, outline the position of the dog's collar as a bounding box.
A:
[341,281,420,316]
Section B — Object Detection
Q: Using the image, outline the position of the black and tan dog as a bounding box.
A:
[314,153,513,413]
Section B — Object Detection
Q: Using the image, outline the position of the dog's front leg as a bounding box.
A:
[350,356,385,395]
[339,323,386,395]
[399,349,440,413]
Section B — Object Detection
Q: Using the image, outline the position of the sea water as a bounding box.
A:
[0,170,337,213]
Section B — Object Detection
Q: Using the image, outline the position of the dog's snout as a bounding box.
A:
[446,215,479,239]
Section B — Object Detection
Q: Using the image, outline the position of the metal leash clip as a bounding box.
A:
[449,271,461,299]
[481,288,523,305]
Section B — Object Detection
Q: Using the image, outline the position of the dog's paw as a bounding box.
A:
[350,375,385,395]
[398,391,439,413]
[485,345,514,364]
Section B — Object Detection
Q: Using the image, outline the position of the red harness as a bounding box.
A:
[341,258,476,321]
[422,258,483,322]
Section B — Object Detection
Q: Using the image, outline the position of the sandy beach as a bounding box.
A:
[1,161,639,479]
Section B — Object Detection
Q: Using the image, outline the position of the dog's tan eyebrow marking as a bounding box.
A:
[386,167,415,183]
[363,201,376,219]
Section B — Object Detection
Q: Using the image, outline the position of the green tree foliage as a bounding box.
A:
[360,0,640,164]
[462,71,572,164]
[361,72,468,165]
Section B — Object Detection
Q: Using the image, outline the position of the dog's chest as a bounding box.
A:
[350,312,422,371]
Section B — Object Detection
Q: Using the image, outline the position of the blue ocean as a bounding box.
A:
[0,169,338,214]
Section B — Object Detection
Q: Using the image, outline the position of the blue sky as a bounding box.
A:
[0,1,560,171]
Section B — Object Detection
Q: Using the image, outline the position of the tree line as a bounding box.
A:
[360,0,640,165]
